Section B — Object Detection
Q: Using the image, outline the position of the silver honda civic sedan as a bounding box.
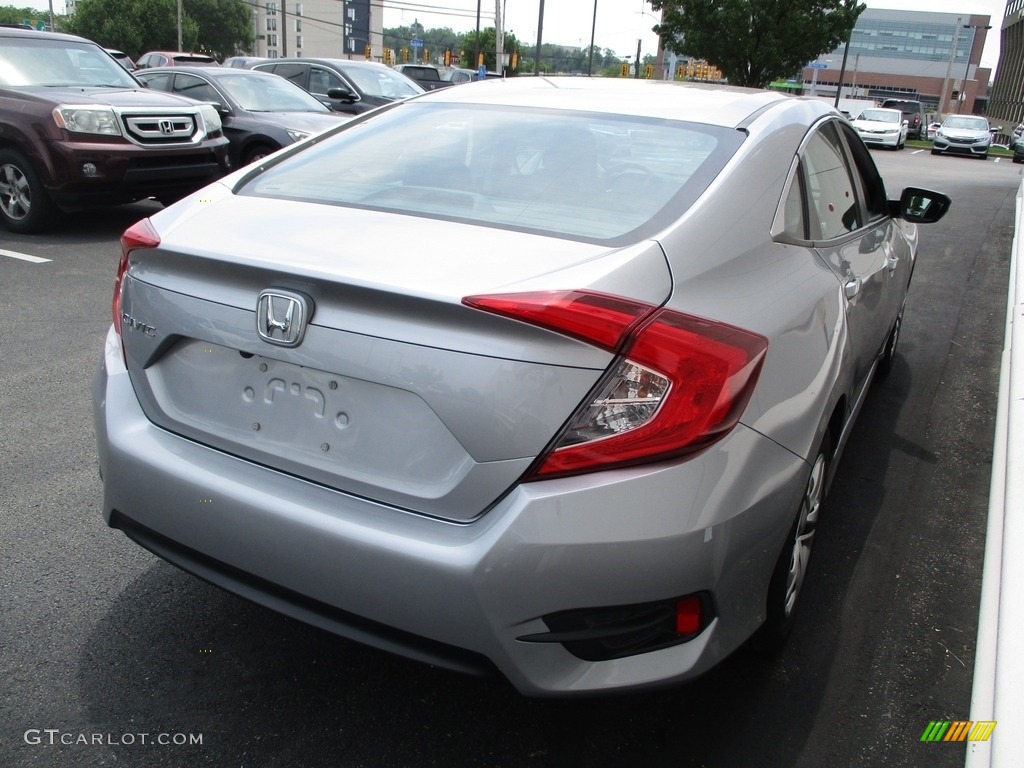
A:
[93,78,949,696]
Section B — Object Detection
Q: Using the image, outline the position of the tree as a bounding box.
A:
[185,0,252,57]
[0,5,54,28]
[66,0,251,59]
[461,27,521,74]
[652,0,865,88]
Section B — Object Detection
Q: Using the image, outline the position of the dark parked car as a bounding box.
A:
[136,67,346,167]
[95,78,950,696]
[105,48,136,71]
[250,58,423,114]
[880,98,926,139]
[0,27,229,233]
[393,63,454,90]
[137,51,219,69]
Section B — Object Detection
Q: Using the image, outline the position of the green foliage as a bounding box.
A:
[652,0,865,88]
[461,28,521,73]
[0,5,55,28]
[64,0,252,59]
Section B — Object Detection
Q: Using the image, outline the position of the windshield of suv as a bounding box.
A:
[0,37,139,87]
[341,65,423,99]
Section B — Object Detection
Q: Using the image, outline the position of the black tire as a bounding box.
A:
[979,153,988,161]
[243,144,277,166]
[931,148,940,155]
[0,149,54,234]
[877,305,904,376]
[751,436,829,655]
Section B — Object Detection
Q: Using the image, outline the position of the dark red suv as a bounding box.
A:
[0,28,230,233]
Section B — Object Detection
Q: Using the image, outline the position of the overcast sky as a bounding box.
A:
[25,0,1009,68]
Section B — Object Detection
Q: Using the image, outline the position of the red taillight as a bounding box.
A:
[113,218,160,332]
[463,290,768,479]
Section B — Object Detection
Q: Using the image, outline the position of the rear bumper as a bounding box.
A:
[94,325,807,696]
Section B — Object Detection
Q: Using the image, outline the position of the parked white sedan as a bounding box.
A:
[851,107,908,149]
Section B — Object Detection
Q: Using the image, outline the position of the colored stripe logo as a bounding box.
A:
[921,721,997,742]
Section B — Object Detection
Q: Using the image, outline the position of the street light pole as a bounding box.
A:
[957,22,993,115]
[587,0,597,76]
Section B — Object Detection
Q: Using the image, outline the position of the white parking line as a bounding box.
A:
[0,248,51,263]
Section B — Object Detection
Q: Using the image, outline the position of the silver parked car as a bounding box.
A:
[932,114,994,159]
[93,79,950,696]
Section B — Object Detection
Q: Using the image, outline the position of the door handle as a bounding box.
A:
[844,277,862,299]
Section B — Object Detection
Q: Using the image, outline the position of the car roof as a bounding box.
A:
[0,26,92,43]
[416,77,809,128]
[256,57,395,71]
[137,66,278,79]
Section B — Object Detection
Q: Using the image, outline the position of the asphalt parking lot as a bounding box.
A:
[0,150,1018,767]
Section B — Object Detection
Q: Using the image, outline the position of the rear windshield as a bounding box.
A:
[238,102,743,243]
[0,36,139,87]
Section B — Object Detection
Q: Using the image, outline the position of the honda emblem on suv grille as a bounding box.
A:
[256,290,313,347]
[158,119,175,135]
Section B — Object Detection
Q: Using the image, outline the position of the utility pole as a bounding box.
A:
[634,38,641,78]
[534,0,544,76]
[939,18,962,116]
[495,0,503,75]
[587,0,597,76]
[282,0,288,57]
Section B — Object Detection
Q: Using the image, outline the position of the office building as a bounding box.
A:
[804,8,991,116]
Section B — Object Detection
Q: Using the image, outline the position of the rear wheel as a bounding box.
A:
[752,437,829,654]
[0,149,54,233]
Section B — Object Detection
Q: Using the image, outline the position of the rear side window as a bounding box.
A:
[803,122,860,239]
[239,102,744,244]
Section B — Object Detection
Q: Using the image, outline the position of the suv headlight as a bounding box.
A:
[52,105,121,136]
[286,129,311,143]
[198,103,222,133]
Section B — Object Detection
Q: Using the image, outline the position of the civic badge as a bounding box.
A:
[256,289,313,347]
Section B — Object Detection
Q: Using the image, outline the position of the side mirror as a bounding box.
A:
[327,86,357,103]
[891,187,951,224]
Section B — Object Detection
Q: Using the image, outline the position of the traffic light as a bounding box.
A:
[676,65,684,80]
[644,64,653,79]
[402,47,409,63]
[511,50,518,69]
[364,44,371,60]
[384,48,393,65]
[444,48,452,66]
[423,48,429,64]
[621,62,629,77]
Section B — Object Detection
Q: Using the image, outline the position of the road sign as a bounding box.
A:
[807,61,828,69]
[410,38,423,49]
